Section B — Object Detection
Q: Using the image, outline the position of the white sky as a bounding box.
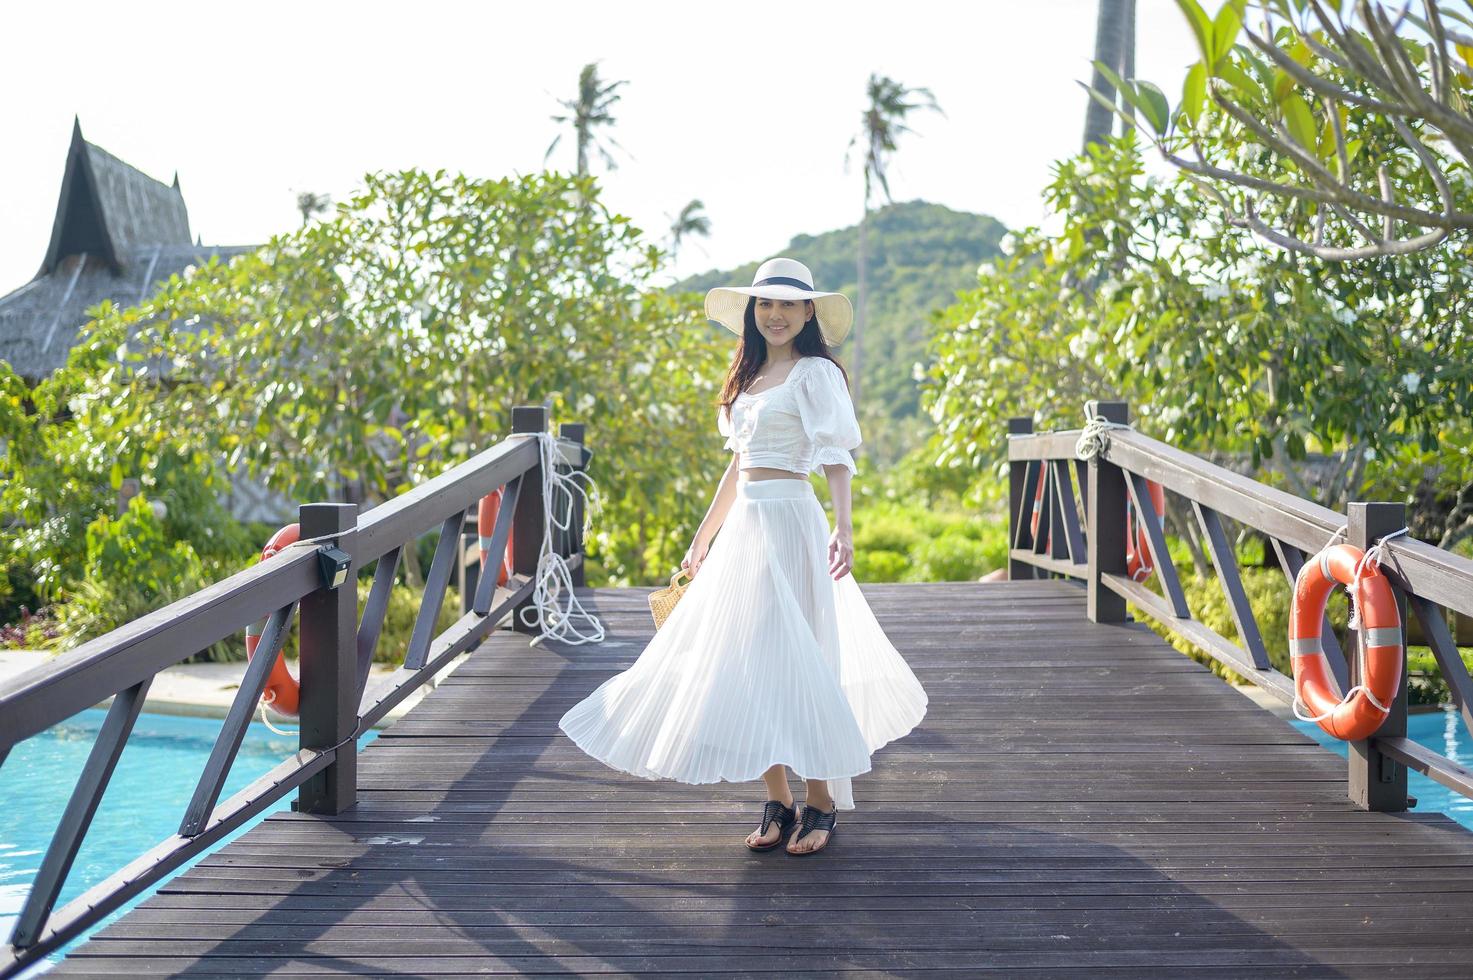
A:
[0,0,1196,293]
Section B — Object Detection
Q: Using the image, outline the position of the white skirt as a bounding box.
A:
[558,476,928,810]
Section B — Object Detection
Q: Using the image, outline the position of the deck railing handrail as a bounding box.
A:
[0,404,589,976]
[1007,401,1473,816]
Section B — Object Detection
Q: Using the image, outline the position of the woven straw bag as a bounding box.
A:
[648,568,692,629]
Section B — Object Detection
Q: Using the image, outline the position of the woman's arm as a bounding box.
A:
[822,462,855,579]
[683,453,742,577]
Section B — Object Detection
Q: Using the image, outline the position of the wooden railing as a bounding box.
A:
[1009,400,1473,813]
[0,405,588,975]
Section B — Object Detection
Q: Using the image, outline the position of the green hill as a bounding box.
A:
[675,199,1006,467]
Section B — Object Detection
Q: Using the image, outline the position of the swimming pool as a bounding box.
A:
[1291,706,1473,831]
[0,708,376,975]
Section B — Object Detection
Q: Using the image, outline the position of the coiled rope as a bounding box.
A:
[515,430,606,648]
[1074,414,1133,462]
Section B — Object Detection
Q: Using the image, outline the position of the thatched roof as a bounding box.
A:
[0,119,255,381]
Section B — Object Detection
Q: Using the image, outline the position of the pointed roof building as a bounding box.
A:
[0,119,255,381]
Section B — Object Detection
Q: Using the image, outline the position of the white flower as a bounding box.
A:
[631,361,652,376]
[1274,291,1291,305]
[1403,371,1422,394]
[999,233,1016,256]
[1202,282,1230,301]
[1332,307,1357,325]
[1363,447,1377,461]
[911,361,926,381]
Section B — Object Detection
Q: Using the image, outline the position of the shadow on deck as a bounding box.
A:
[50,580,1473,977]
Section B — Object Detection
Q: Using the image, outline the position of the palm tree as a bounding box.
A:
[295,191,331,226]
[666,199,711,259]
[1082,0,1137,148]
[846,73,943,412]
[545,62,629,177]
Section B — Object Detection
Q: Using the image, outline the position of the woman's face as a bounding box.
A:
[753,297,813,349]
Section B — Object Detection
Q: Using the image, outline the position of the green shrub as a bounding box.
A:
[856,549,909,582]
[912,534,991,582]
[853,514,925,555]
[50,496,222,655]
[366,579,460,665]
[850,499,1007,582]
[1408,648,1473,707]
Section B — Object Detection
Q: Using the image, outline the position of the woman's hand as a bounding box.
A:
[828,527,854,580]
[681,537,711,579]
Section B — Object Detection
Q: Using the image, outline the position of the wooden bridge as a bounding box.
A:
[5,402,1473,977]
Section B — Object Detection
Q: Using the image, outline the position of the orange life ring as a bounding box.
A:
[245,523,303,717]
[1029,470,1050,551]
[1126,480,1167,582]
[477,489,514,588]
[1290,543,1403,741]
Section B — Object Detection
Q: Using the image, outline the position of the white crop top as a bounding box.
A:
[716,355,862,476]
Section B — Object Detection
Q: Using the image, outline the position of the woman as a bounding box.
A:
[558,257,927,856]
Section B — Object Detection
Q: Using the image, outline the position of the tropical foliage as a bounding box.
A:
[847,74,945,416]
[545,61,629,178]
[0,170,736,640]
[925,135,1473,546]
[1104,0,1473,262]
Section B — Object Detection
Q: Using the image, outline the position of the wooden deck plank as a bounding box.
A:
[49,580,1473,976]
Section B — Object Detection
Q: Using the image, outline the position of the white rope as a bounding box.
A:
[1347,526,1408,630]
[1292,684,1393,723]
[258,691,299,736]
[1294,526,1409,724]
[515,430,606,648]
[1073,414,1132,462]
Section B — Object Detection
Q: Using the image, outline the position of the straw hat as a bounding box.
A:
[704,257,854,346]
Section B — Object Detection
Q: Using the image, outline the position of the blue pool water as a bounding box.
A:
[0,708,376,974]
[1292,706,1473,830]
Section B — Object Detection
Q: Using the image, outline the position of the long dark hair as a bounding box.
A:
[718,297,849,414]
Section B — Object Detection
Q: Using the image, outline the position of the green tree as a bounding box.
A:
[667,199,711,259]
[847,74,944,417]
[295,191,331,226]
[545,62,629,178]
[925,136,1472,542]
[1096,0,1473,261]
[5,170,732,610]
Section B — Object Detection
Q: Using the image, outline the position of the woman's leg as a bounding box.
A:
[787,778,835,853]
[745,764,795,847]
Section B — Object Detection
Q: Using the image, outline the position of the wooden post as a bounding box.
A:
[1086,400,1129,624]
[297,502,358,815]
[511,406,548,635]
[1007,417,1033,581]
[1347,501,1409,812]
[560,422,587,588]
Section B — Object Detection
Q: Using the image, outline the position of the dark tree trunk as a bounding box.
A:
[1083,0,1131,148]
[1118,0,1136,134]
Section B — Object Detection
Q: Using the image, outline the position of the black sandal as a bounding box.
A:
[746,800,798,851]
[787,804,837,855]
